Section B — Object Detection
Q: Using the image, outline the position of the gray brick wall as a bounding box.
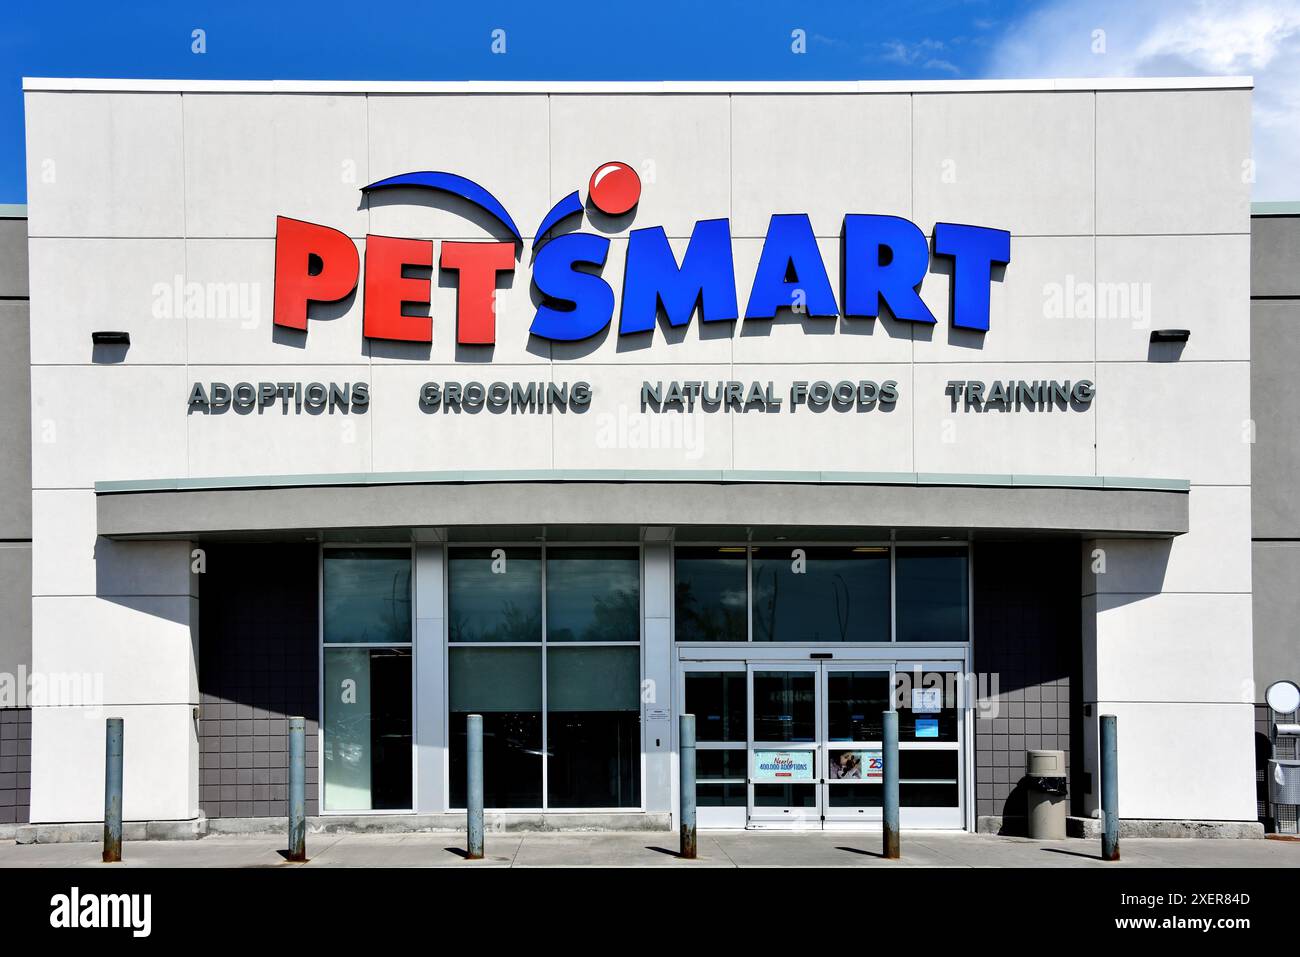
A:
[973,541,1081,826]
[0,708,31,824]
[0,215,32,738]
[199,544,319,818]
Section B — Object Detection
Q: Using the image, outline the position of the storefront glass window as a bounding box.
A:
[322,647,412,811]
[447,547,542,642]
[751,546,890,642]
[449,647,543,808]
[322,549,413,812]
[895,546,968,643]
[546,646,641,808]
[323,549,411,644]
[447,545,642,810]
[674,547,747,642]
[546,547,639,642]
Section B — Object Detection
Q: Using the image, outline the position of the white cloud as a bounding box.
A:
[879,38,963,75]
[924,58,962,76]
[984,0,1300,199]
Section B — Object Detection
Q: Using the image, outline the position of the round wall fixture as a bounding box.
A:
[1265,680,1300,714]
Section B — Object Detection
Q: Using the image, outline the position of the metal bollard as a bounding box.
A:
[103,717,123,863]
[1101,713,1119,861]
[882,710,900,859]
[287,716,306,862]
[679,714,697,859]
[466,714,484,859]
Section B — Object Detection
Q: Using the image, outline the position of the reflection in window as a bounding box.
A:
[685,672,746,742]
[448,547,542,643]
[546,646,640,808]
[675,547,747,642]
[895,546,968,642]
[446,546,644,810]
[449,647,542,808]
[826,671,891,741]
[323,549,411,644]
[751,546,890,642]
[322,647,412,811]
[546,547,640,642]
[752,671,816,742]
[322,548,413,812]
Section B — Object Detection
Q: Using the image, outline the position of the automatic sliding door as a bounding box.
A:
[748,666,819,826]
[822,667,890,824]
[680,657,966,830]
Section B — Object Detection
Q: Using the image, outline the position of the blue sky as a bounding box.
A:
[3,0,1296,202]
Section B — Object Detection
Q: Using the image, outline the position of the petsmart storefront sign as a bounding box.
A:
[272,160,1011,345]
[187,159,1097,416]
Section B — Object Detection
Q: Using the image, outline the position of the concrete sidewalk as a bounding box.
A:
[1,831,1297,868]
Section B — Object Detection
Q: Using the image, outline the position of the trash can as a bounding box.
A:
[1025,749,1068,839]
[1268,758,1300,805]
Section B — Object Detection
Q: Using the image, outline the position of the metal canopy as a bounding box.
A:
[94,470,1190,542]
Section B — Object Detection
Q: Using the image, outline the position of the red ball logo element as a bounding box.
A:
[588,161,641,215]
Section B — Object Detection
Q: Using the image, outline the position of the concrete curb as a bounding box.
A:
[978,814,1266,839]
[22,812,1265,843]
[16,813,208,845]
[210,812,674,836]
[1065,817,1266,840]
[20,811,1263,842]
[18,811,673,843]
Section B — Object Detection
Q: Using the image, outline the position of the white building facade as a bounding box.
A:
[20,78,1257,832]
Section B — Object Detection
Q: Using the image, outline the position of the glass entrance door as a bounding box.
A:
[744,660,965,829]
[746,663,894,828]
[748,666,820,825]
[822,667,891,825]
[681,658,966,830]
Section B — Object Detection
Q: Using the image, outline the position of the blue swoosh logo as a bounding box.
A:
[361,171,522,241]
[533,190,584,248]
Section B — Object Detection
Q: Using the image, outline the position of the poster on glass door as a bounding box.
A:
[829,750,883,780]
[753,750,815,781]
